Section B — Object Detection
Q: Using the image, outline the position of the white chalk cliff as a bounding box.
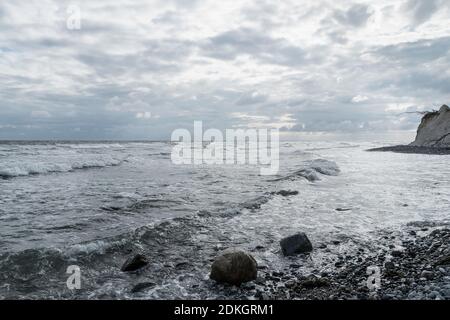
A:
[410,105,450,148]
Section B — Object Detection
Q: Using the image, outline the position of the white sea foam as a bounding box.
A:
[0,156,124,178]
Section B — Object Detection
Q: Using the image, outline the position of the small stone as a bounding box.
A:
[175,261,190,269]
[121,254,148,272]
[280,233,313,256]
[275,190,299,197]
[435,255,450,266]
[131,282,156,293]
[301,275,330,289]
[285,280,297,289]
[254,290,269,300]
[384,261,395,270]
[391,250,403,257]
[429,291,440,299]
[421,270,433,280]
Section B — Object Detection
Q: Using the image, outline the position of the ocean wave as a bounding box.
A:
[0,156,125,178]
[304,159,340,176]
[274,159,340,182]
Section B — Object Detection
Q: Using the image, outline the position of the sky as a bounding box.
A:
[0,0,449,140]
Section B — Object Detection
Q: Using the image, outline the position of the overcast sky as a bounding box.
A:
[0,0,449,140]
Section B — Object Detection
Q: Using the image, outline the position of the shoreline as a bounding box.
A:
[247,221,450,300]
[367,145,450,155]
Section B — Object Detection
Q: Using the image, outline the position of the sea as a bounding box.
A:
[1,133,449,299]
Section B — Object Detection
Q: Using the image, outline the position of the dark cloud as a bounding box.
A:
[333,4,373,28]
[0,0,449,139]
[374,36,450,64]
[403,0,442,27]
[201,28,318,66]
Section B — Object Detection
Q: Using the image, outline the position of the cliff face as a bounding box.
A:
[411,105,450,148]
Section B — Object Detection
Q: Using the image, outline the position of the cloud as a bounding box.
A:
[403,0,442,27]
[352,95,369,103]
[201,27,313,66]
[0,0,449,139]
[374,36,450,65]
[333,4,373,28]
[31,110,52,118]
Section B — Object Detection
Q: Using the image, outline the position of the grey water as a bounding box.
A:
[0,137,449,299]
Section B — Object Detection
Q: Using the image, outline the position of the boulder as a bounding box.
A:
[411,105,450,147]
[280,233,313,256]
[210,249,257,285]
[121,254,148,272]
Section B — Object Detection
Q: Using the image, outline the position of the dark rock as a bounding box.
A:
[384,261,395,271]
[175,261,190,269]
[336,208,352,212]
[121,254,148,272]
[210,249,258,285]
[435,255,450,266]
[280,233,313,256]
[254,290,269,300]
[301,275,330,289]
[274,190,299,197]
[285,280,297,289]
[421,270,433,280]
[131,282,156,293]
[101,206,122,211]
[391,250,403,257]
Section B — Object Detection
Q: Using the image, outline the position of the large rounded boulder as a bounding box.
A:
[210,249,257,285]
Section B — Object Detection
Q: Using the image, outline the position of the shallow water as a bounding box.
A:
[0,138,449,299]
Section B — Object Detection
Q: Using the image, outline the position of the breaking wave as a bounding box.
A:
[0,156,126,178]
[275,159,340,182]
